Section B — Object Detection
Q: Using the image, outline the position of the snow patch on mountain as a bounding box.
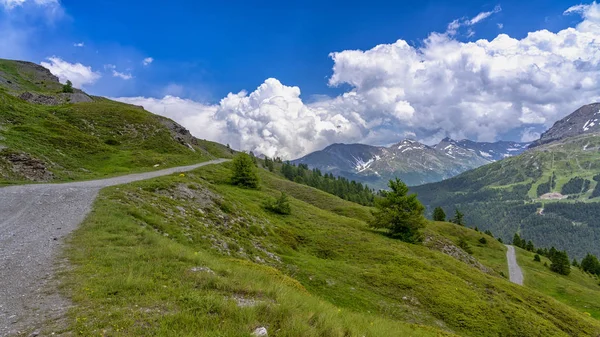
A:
[354,156,377,173]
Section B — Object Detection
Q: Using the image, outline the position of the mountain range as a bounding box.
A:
[293,137,529,189]
[412,102,600,259]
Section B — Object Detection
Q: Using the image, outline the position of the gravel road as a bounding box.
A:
[505,245,524,285]
[0,159,228,336]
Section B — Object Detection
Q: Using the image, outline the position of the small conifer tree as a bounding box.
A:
[432,206,446,221]
[231,152,260,188]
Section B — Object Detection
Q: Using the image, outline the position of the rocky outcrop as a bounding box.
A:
[157,117,199,149]
[18,91,93,106]
[0,150,54,182]
[19,92,60,105]
[424,236,493,275]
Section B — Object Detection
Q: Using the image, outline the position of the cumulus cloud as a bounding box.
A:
[115,79,362,158]
[73,42,84,47]
[41,57,101,88]
[114,2,600,159]
[113,95,223,143]
[327,2,600,143]
[143,57,154,66]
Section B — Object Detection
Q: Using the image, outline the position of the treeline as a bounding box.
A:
[420,199,600,259]
[560,176,591,195]
[513,233,600,277]
[273,160,376,206]
[591,174,600,199]
[537,172,556,196]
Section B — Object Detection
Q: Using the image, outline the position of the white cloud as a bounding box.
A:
[497,23,504,29]
[1,0,63,20]
[73,42,84,47]
[446,5,501,35]
[112,2,600,159]
[41,57,101,88]
[114,78,363,159]
[112,70,133,80]
[1,0,26,9]
[1,0,58,8]
[469,5,501,25]
[104,64,133,80]
[143,57,154,66]
[326,2,600,143]
[520,128,542,142]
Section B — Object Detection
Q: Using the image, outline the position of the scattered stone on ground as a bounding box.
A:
[424,236,493,274]
[252,327,268,336]
[0,150,54,182]
[190,266,215,274]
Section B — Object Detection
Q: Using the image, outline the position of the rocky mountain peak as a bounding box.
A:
[530,103,600,148]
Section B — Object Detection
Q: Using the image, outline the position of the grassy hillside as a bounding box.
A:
[411,133,600,258]
[431,222,600,320]
[515,247,600,320]
[58,162,600,336]
[0,86,232,185]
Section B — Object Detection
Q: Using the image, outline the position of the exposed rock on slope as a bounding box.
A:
[0,150,54,182]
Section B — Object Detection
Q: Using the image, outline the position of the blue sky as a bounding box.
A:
[2,0,600,158]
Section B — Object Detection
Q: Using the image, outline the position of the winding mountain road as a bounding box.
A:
[506,245,524,285]
[0,159,228,335]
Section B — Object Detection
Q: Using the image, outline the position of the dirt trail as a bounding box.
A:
[0,159,228,335]
[505,245,524,285]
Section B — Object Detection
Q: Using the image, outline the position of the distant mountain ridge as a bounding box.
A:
[530,102,600,147]
[410,102,600,259]
[293,137,529,189]
[435,138,529,161]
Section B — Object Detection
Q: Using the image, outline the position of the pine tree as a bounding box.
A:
[512,233,523,247]
[231,152,260,189]
[450,209,464,226]
[580,253,600,275]
[526,240,534,252]
[432,207,446,221]
[369,178,428,243]
[550,250,571,276]
[264,192,291,215]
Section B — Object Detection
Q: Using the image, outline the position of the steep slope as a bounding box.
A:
[431,222,600,320]
[294,138,527,189]
[530,103,600,147]
[0,59,232,184]
[412,108,600,258]
[60,163,600,336]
